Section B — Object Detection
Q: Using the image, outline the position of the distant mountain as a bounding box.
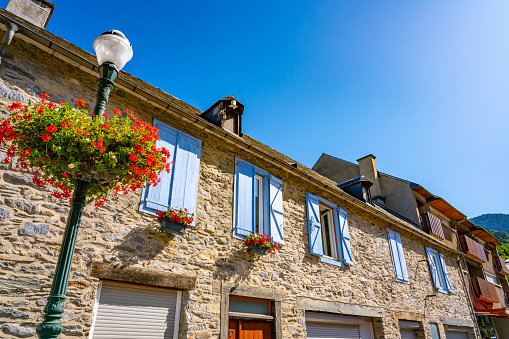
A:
[469,213,509,233]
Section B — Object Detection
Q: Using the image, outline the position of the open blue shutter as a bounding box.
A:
[337,208,353,266]
[425,247,441,289]
[395,232,409,282]
[269,175,284,245]
[439,253,452,292]
[169,134,201,226]
[388,229,409,282]
[140,121,178,213]
[306,193,323,257]
[234,159,255,237]
[388,229,404,281]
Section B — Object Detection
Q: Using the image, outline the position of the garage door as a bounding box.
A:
[445,332,469,339]
[306,322,360,339]
[305,312,373,339]
[90,281,182,339]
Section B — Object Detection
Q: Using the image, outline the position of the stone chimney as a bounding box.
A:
[357,154,384,204]
[5,0,55,28]
[201,96,244,136]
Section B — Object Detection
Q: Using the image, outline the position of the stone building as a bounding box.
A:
[315,153,509,338]
[0,1,478,339]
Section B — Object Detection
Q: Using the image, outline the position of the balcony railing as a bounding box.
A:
[421,212,445,239]
[494,255,509,276]
[460,235,488,263]
[472,277,500,304]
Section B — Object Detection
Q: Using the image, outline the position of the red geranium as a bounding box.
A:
[0,94,173,207]
[157,207,193,227]
[244,233,281,253]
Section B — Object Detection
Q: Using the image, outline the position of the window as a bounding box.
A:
[320,204,338,260]
[425,247,453,294]
[306,193,353,267]
[139,120,202,225]
[387,229,409,283]
[233,158,284,245]
[485,272,499,285]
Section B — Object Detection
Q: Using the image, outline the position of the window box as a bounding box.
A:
[159,220,187,234]
[246,244,269,255]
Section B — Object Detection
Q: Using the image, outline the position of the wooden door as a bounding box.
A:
[228,319,271,339]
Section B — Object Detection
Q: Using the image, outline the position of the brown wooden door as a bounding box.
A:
[228,319,271,339]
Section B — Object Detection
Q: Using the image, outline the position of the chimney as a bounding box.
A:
[201,95,244,136]
[357,154,384,204]
[5,0,55,28]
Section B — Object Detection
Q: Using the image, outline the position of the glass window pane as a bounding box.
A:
[428,323,439,339]
[229,298,269,315]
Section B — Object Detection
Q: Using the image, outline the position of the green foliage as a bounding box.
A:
[470,213,509,233]
[498,244,509,260]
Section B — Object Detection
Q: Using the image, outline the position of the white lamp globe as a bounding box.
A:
[93,30,133,70]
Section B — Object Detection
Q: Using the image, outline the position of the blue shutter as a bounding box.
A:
[306,193,323,257]
[337,208,353,266]
[388,229,409,283]
[425,247,441,290]
[439,253,453,292]
[234,158,255,237]
[140,121,178,214]
[168,134,201,226]
[269,175,284,245]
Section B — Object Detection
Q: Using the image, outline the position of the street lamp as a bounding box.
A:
[36,30,132,339]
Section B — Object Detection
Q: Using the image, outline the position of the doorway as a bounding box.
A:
[228,319,271,339]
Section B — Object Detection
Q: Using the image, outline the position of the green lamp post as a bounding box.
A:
[36,30,133,339]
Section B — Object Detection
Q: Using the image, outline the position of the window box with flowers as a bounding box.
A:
[157,207,194,234]
[245,233,281,255]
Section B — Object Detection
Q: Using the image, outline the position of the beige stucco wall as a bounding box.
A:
[0,25,477,339]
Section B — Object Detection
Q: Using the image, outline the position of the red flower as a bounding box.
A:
[40,93,50,100]
[102,113,108,117]
[113,109,121,115]
[102,122,110,130]
[9,102,22,111]
[46,125,57,133]
[129,153,139,162]
[75,99,85,107]
[42,133,51,142]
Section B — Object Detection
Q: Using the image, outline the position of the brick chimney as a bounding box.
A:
[357,154,384,204]
[5,0,55,28]
[201,96,244,136]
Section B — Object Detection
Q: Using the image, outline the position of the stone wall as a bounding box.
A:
[0,24,477,339]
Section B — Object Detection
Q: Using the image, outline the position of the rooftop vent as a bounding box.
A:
[5,0,55,28]
[201,95,244,136]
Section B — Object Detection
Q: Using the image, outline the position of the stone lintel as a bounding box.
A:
[223,283,283,300]
[439,316,474,328]
[296,297,385,318]
[90,262,196,290]
[393,310,424,322]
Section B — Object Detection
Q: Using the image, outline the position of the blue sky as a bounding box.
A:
[37,0,509,218]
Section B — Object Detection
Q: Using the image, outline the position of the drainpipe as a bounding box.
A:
[0,22,18,64]
[455,219,482,339]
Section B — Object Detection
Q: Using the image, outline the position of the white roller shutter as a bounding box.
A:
[400,329,417,339]
[445,332,469,339]
[90,281,181,339]
[306,322,360,339]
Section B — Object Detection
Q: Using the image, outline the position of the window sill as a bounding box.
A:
[396,279,410,284]
[320,257,344,268]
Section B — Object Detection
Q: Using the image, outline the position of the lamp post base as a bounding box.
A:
[36,180,89,339]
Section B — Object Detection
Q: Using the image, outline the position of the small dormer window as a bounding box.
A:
[337,175,373,204]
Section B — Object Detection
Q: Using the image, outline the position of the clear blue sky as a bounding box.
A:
[34,0,509,218]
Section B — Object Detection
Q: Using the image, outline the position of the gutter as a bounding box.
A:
[0,12,459,257]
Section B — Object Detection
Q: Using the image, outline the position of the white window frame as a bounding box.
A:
[254,174,264,234]
[319,204,339,261]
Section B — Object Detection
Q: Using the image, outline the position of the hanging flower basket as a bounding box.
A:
[244,232,281,255]
[156,207,193,235]
[0,94,173,206]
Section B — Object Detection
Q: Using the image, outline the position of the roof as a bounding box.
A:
[461,220,500,246]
